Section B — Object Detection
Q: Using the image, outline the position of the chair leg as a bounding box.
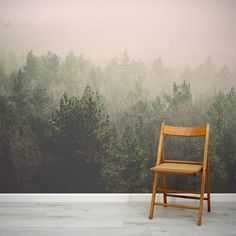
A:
[162,174,167,206]
[198,172,206,226]
[149,173,158,219]
[206,165,211,212]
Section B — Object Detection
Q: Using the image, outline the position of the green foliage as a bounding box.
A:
[34,87,116,192]
[208,88,236,192]
[0,95,41,192]
[0,52,235,193]
[164,80,192,110]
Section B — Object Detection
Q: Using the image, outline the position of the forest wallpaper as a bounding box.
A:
[0,0,236,193]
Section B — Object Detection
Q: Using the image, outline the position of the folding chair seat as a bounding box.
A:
[150,162,203,175]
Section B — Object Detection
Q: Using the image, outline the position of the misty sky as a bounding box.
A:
[0,0,236,66]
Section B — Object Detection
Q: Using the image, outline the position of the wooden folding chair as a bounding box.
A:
[149,123,210,226]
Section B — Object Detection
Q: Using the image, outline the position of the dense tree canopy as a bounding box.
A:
[0,52,235,192]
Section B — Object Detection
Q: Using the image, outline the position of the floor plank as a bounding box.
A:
[0,201,235,235]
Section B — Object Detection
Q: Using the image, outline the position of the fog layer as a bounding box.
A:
[0,0,236,66]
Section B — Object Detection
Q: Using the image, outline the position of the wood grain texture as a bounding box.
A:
[163,125,207,136]
[150,163,203,175]
[155,202,199,210]
[0,201,235,236]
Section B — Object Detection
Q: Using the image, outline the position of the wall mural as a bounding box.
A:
[0,1,235,193]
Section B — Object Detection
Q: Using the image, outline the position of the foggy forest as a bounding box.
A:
[0,51,236,193]
[0,0,236,193]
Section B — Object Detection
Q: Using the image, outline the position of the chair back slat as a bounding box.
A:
[163,125,207,137]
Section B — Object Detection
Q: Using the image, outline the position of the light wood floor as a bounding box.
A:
[0,201,235,235]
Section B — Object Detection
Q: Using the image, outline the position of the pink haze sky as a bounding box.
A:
[0,0,236,66]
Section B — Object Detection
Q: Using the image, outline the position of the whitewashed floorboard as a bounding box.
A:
[0,202,235,236]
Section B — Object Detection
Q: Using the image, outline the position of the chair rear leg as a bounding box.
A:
[162,174,167,206]
[206,165,211,212]
[149,173,158,219]
[198,172,206,226]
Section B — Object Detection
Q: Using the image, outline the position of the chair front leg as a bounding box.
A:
[198,171,206,226]
[206,164,211,212]
[162,174,167,206]
[149,173,159,219]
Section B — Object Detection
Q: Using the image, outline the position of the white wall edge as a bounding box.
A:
[0,193,235,202]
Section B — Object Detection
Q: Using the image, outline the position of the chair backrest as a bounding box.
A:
[155,123,210,168]
[163,125,207,137]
